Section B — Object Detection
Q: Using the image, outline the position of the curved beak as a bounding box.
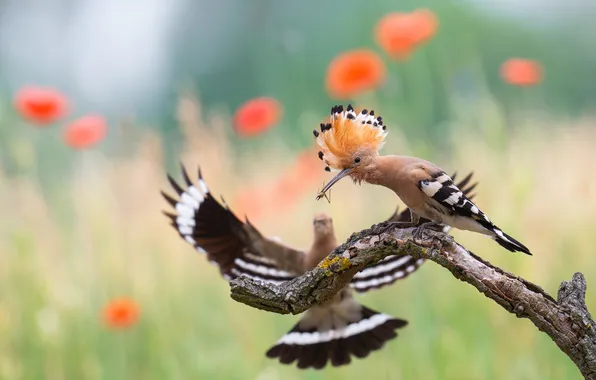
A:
[316,168,353,200]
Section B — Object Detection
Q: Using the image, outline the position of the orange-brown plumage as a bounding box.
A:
[314,104,532,255]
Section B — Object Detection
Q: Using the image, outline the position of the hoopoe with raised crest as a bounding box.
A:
[161,164,477,368]
[314,104,531,255]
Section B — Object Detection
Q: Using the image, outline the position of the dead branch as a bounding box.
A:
[229,224,596,379]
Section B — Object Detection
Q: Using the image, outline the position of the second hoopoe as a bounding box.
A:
[314,104,531,255]
[161,164,477,368]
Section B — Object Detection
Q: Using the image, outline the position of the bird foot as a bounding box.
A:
[376,220,419,236]
[376,221,443,243]
[411,221,442,241]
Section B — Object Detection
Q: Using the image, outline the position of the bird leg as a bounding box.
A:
[411,221,443,241]
[376,210,443,242]
[376,209,421,235]
[376,221,417,236]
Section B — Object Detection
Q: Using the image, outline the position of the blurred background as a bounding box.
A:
[1,0,596,379]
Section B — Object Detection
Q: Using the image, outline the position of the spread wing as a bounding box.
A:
[161,164,304,284]
[350,172,477,293]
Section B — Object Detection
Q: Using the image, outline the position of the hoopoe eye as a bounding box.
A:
[354,157,361,164]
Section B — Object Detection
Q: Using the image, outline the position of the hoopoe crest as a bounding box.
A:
[314,104,387,173]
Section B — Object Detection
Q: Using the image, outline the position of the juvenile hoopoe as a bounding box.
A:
[314,104,531,255]
[161,164,477,369]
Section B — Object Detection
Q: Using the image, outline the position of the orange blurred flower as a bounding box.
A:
[326,49,386,99]
[273,147,325,206]
[279,147,324,189]
[375,9,438,60]
[64,115,108,149]
[234,187,269,221]
[14,86,68,125]
[103,298,140,329]
[500,59,543,87]
[232,147,325,222]
[234,97,282,137]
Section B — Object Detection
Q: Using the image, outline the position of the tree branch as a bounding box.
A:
[229,224,596,379]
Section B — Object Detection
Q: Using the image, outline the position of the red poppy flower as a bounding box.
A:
[64,115,107,149]
[102,298,140,329]
[234,97,282,137]
[233,148,325,221]
[273,148,325,207]
[500,59,543,87]
[375,9,438,60]
[281,147,324,188]
[14,86,69,125]
[326,49,386,99]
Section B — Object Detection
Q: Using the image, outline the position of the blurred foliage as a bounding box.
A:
[1,117,595,379]
[162,0,596,150]
[1,0,596,186]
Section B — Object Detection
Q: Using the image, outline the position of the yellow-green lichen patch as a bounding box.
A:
[317,255,352,276]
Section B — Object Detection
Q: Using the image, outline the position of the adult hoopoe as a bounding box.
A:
[161,164,477,369]
[314,104,531,255]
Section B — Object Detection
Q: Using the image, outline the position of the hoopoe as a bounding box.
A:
[314,104,531,255]
[161,164,477,369]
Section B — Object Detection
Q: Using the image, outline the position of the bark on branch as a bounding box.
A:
[229,224,596,379]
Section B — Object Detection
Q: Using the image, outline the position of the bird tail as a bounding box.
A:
[490,226,532,255]
[265,298,407,369]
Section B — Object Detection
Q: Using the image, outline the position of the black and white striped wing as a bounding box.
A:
[161,164,298,284]
[384,171,477,228]
[418,170,530,254]
[351,172,477,293]
[350,255,425,293]
[418,171,481,217]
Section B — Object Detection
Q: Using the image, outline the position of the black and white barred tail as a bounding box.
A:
[265,301,406,369]
[486,225,531,255]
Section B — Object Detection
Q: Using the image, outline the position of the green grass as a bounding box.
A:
[1,107,595,379]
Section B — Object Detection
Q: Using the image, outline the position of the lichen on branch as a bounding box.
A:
[229,224,596,379]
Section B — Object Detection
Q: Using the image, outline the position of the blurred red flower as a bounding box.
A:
[14,86,69,125]
[232,147,325,222]
[326,49,386,99]
[234,97,282,137]
[64,115,107,149]
[234,188,267,221]
[500,59,543,87]
[276,148,326,207]
[103,298,140,329]
[375,9,438,60]
[279,147,324,189]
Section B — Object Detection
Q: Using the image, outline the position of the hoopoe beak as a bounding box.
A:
[316,168,353,200]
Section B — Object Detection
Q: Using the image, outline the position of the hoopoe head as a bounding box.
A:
[314,104,387,199]
[312,212,334,237]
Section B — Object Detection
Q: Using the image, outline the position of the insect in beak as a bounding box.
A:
[315,168,353,201]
